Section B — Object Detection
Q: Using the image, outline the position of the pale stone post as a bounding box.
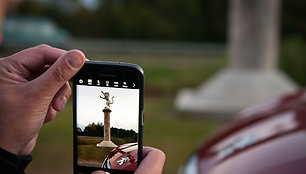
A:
[229,0,280,70]
[97,107,117,148]
[175,0,297,116]
[97,91,117,148]
[103,108,111,141]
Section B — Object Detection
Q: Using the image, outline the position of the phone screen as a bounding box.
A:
[73,62,143,173]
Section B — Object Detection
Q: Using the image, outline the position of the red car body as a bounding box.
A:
[102,143,138,171]
[180,90,306,174]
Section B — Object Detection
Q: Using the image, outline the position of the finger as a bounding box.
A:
[68,58,89,83]
[44,103,57,123]
[30,49,85,100]
[11,44,67,73]
[135,147,165,174]
[52,82,71,112]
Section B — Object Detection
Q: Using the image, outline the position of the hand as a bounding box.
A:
[0,44,86,156]
[92,147,165,174]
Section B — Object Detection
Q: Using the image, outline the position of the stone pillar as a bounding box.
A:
[103,108,111,141]
[175,0,298,116]
[97,108,117,148]
[229,0,280,70]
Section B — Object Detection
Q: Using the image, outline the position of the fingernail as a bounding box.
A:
[67,52,83,69]
[59,96,68,110]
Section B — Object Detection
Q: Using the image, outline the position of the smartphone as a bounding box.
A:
[73,61,144,174]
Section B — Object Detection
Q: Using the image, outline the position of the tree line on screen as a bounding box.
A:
[77,122,137,142]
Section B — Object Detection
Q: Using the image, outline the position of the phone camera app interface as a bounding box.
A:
[76,79,140,171]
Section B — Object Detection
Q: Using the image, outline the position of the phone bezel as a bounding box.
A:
[73,61,144,174]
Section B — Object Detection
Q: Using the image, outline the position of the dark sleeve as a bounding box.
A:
[0,148,32,174]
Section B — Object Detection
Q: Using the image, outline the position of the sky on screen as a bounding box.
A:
[77,85,139,132]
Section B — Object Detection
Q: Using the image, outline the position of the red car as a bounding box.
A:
[180,90,306,174]
[102,143,138,171]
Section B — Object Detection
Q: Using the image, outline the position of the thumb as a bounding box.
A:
[31,49,85,98]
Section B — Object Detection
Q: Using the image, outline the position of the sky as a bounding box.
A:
[76,85,139,133]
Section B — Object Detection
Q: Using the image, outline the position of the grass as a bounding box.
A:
[24,52,226,174]
[77,136,103,145]
[77,144,111,166]
[77,136,108,165]
[76,136,128,165]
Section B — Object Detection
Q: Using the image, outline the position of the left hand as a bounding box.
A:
[0,44,86,156]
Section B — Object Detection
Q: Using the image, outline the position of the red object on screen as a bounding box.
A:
[102,143,138,171]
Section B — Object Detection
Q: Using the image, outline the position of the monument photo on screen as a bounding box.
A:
[76,85,139,167]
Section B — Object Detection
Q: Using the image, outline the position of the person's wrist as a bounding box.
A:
[0,147,32,173]
[0,133,36,156]
[0,140,19,156]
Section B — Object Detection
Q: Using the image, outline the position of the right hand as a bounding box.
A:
[92,147,166,174]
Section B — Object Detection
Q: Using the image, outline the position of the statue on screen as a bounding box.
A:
[100,91,114,109]
[97,91,117,148]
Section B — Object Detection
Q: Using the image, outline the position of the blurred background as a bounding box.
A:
[0,0,306,173]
